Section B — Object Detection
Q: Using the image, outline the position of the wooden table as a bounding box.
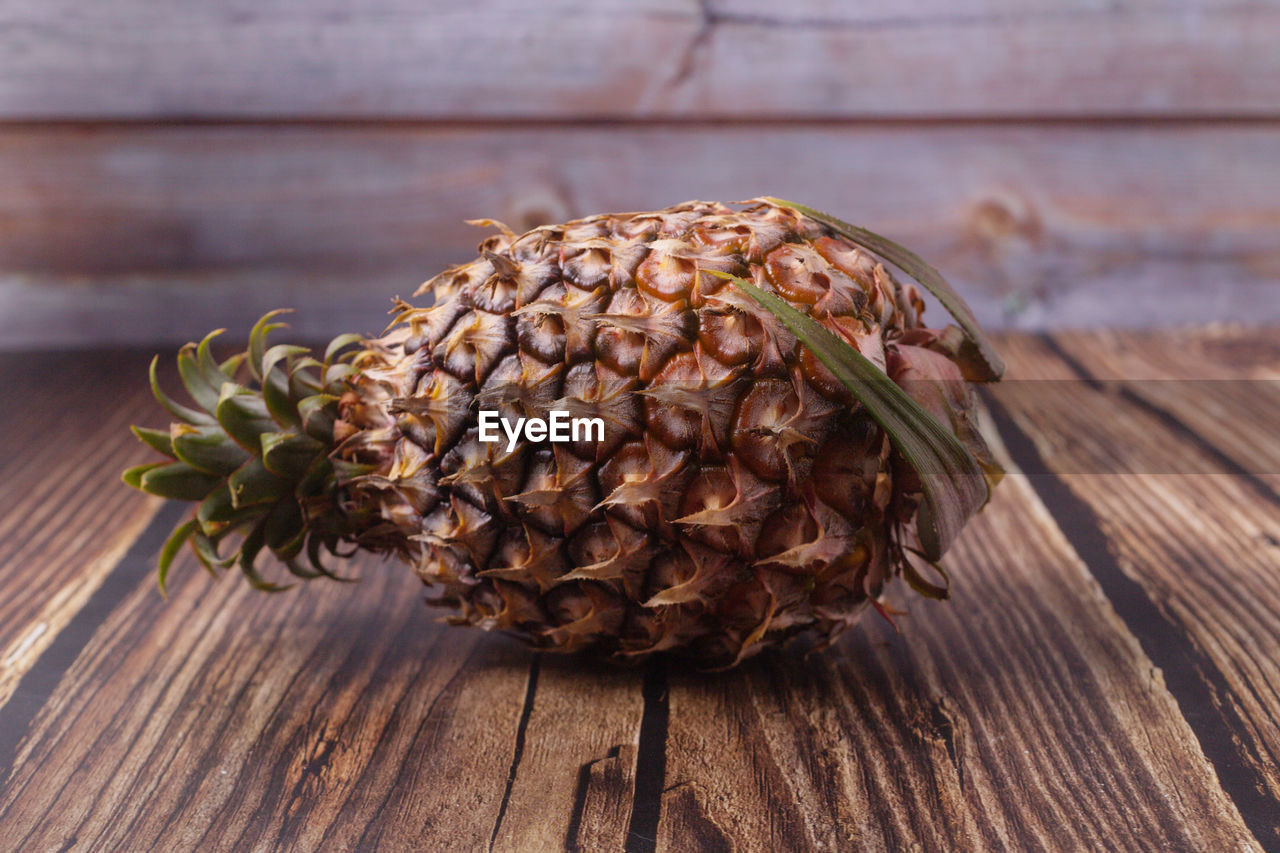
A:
[1,328,1277,851]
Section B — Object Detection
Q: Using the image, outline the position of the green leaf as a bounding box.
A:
[708,270,987,561]
[901,546,951,600]
[322,362,358,390]
[180,329,232,412]
[215,383,276,451]
[138,462,222,502]
[289,365,324,400]
[130,425,176,459]
[324,332,363,366]
[248,309,293,382]
[261,344,310,427]
[297,394,339,442]
[764,197,1005,381]
[195,483,261,536]
[196,329,232,388]
[261,431,325,479]
[306,534,355,582]
[238,519,293,592]
[191,530,235,574]
[330,458,377,482]
[157,518,199,595]
[264,498,307,560]
[122,462,164,490]
[228,457,291,509]
[295,454,335,499]
[171,423,251,476]
[150,356,215,425]
[219,352,247,379]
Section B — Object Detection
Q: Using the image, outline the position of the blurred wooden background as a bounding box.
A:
[0,0,1277,349]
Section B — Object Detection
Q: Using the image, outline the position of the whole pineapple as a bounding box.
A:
[126,198,1002,668]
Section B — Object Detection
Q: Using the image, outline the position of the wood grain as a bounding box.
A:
[989,331,1280,845]
[0,546,537,850]
[1,333,1277,850]
[3,123,1278,348]
[1045,328,1280,491]
[656,428,1259,851]
[0,351,162,707]
[0,0,1275,119]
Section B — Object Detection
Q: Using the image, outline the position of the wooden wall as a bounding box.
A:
[0,0,1276,348]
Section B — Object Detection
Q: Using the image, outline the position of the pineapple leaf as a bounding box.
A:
[191,530,235,573]
[264,499,307,560]
[324,333,364,366]
[322,362,359,388]
[150,356,215,426]
[297,394,339,442]
[195,483,248,536]
[283,557,324,580]
[157,518,199,596]
[261,431,325,479]
[138,462,223,502]
[248,309,293,382]
[219,352,247,378]
[708,270,987,561]
[131,425,176,459]
[261,344,310,427]
[177,344,223,414]
[216,383,277,451]
[764,197,1004,382]
[228,457,291,509]
[238,519,293,592]
[196,329,230,387]
[122,462,165,490]
[306,534,356,582]
[901,546,951,600]
[170,423,251,476]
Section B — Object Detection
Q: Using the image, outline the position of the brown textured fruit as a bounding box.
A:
[124,198,1001,669]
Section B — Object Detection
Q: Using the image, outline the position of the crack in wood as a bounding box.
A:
[488,653,541,852]
[927,696,964,790]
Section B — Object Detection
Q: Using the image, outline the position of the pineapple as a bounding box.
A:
[125,198,1003,668]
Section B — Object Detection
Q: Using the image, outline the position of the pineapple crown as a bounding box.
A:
[123,311,376,592]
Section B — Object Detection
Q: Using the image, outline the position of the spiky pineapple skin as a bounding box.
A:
[320,199,986,667]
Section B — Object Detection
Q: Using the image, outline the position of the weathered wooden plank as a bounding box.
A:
[2,123,1278,349]
[0,351,162,708]
[0,0,1275,118]
[0,544,540,850]
[656,409,1259,851]
[1045,328,1280,491]
[988,331,1280,845]
[490,658,645,852]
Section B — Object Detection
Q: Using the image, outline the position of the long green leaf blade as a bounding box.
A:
[157,518,199,595]
[248,309,292,382]
[764,197,1004,381]
[708,270,987,561]
[150,356,215,425]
